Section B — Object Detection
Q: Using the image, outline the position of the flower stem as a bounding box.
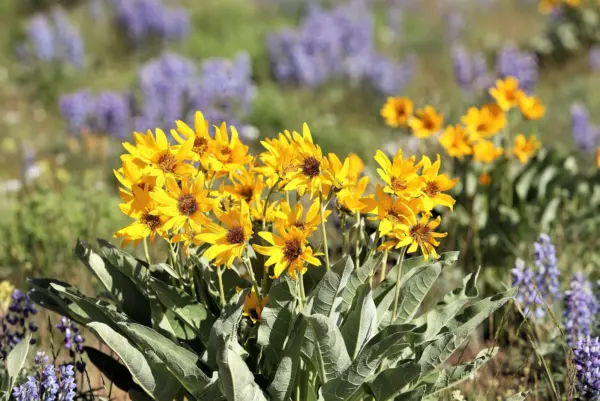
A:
[391,247,407,323]
[217,266,226,308]
[319,192,330,270]
[354,211,361,269]
[143,238,151,265]
[299,274,307,307]
[244,257,263,304]
[262,178,281,231]
[378,249,389,284]
[340,213,347,253]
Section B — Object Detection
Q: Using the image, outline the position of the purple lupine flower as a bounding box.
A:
[52,9,85,68]
[444,11,464,43]
[571,103,599,152]
[573,336,600,399]
[95,91,131,138]
[589,46,600,71]
[451,45,473,92]
[496,45,538,93]
[512,258,543,318]
[27,15,55,62]
[58,364,77,401]
[59,91,94,135]
[564,273,598,346]
[12,352,78,401]
[1,289,38,358]
[534,234,560,304]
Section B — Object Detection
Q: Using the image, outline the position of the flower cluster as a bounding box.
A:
[381,76,544,173]
[572,335,600,400]
[571,103,599,153]
[106,0,190,47]
[12,352,77,401]
[0,289,38,359]
[57,317,86,372]
[451,44,492,97]
[564,273,598,346]
[17,9,84,69]
[538,0,588,14]
[266,0,414,95]
[495,45,538,94]
[114,109,456,303]
[512,258,543,318]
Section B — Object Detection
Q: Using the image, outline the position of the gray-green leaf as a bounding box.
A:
[340,284,377,359]
[6,334,31,391]
[217,338,268,401]
[340,253,383,312]
[305,314,351,383]
[310,256,354,322]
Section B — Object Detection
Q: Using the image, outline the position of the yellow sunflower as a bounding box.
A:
[420,155,458,211]
[472,140,504,164]
[380,215,447,261]
[512,134,541,164]
[407,106,444,138]
[381,97,414,127]
[196,201,253,267]
[115,187,167,247]
[347,153,364,182]
[518,95,545,120]
[251,199,282,226]
[361,185,419,236]
[114,160,156,216]
[256,131,297,188]
[170,111,213,169]
[206,122,253,177]
[337,176,370,214]
[151,174,213,233]
[224,165,265,206]
[275,199,328,238]
[489,77,524,111]
[438,125,473,160]
[461,104,506,140]
[374,149,424,199]
[240,287,269,324]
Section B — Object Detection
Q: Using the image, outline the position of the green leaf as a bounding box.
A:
[6,334,31,391]
[84,347,139,392]
[268,316,307,401]
[88,322,180,400]
[506,391,531,400]
[310,255,354,322]
[367,361,420,401]
[340,253,383,313]
[98,239,150,286]
[217,338,269,401]
[257,274,296,366]
[150,279,215,344]
[541,198,561,232]
[418,289,516,371]
[340,284,377,359]
[320,324,418,401]
[118,322,213,399]
[516,167,537,201]
[305,314,351,383]
[207,289,247,370]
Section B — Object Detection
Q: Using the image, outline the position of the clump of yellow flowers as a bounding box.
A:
[381,76,545,185]
[114,112,458,319]
[538,0,586,14]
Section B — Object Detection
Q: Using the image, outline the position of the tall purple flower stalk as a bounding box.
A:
[564,273,598,347]
[0,289,38,359]
[495,45,538,94]
[57,317,86,372]
[571,103,599,152]
[573,336,600,400]
[451,44,492,97]
[534,234,560,304]
[512,258,544,318]
[589,46,600,72]
[12,351,77,401]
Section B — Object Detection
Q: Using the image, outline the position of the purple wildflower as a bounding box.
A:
[12,351,78,401]
[571,103,598,152]
[573,336,600,400]
[564,273,598,347]
[589,46,600,71]
[512,258,544,318]
[534,234,560,303]
[1,289,38,359]
[496,45,538,93]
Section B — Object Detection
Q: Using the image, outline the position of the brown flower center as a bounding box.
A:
[226,227,245,244]
[249,307,260,322]
[293,222,306,231]
[158,152,177,173]
[239,186,254,203]
[391,177,407,192]
[423,118,436,131]
[178,194,198,216]
[283,238,302,262]
[219,146,232,162]
[395,104,407,117]
[301,156,321,178]
[410,223,431,243]
[386,211,403,224]
[193,137,209,155]
[424,181,439,197]
[140,212,161,231]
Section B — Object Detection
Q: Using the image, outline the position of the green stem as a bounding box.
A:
[217,266,226,308]
[354,211,361,269]
[143,238,151,265]
[243,257,263,304]
[262,178,281,230]
[378,249,389,285]
[299,274,307,306]
[341,213,347,254]
[320,192,330,270]
[391,247,407,323]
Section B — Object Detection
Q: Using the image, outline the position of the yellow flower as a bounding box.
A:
[196,201,253,267]
[206,122,253,177]
[254,224,321,279]
[285,123,331,197]
[490,77,524,111]
[461,104,506,140]
[538,0,561,13]
[114,160,157,216]
[0,281,15,312]
[381,97,414,127]
[512,134,541,164]
[337,176,370,214]
[256,131,297,188]
[115,187,167,247]
[380,215,447,261]
[275,199,328,238]
[472,140,504,164]
[518,95,545,120]
[122,128,197,187]
[438,125,473,160]
[251,199,282,226]
[325,153,353,195]
[224,166,265,206]
[420,155,458,211]
[374,149,424,199]
[408,106,444,138]
[361,185,419,236]
[240,287,268,324]
[151,175,213,232]
[597,147,600,169]
[347,153,364,182]
[171,111,213,169]
[479,172,492,186]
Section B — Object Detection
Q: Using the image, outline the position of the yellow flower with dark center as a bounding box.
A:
[251,199,282,225]
[171,111,213,169]
[284,124,331,197]
[361,185,419,236]
[240,287,269,324]
[461,104,506,140]
[519,95,545,120]
[151,174,213,233]
[374,149,424,199]
[275,199,329,238]
[196,201,253,267]
[479,172,492,186]
[419,155,458,211]
[253,223,321,279]
[381,97,414,127]
[337,176,370,214]
[115,187,167,247]
[256,131,298,188]
[512,134,541,164]
[408,106,444,138]
[206,122,253,177]
[538,0,561,14]
[224,166,265,206]
[380,215,447,261]
[324,153,355,196]
[347,153,364,182]
[472,140,504,164]
[114,160,157,216]
[438,125,473,160]
[489,77,524,111]
[597,147,600,169]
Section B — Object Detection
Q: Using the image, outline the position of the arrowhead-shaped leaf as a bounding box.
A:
[217,338,268,401]
[310,256,354,322]
[340,284,377,359]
